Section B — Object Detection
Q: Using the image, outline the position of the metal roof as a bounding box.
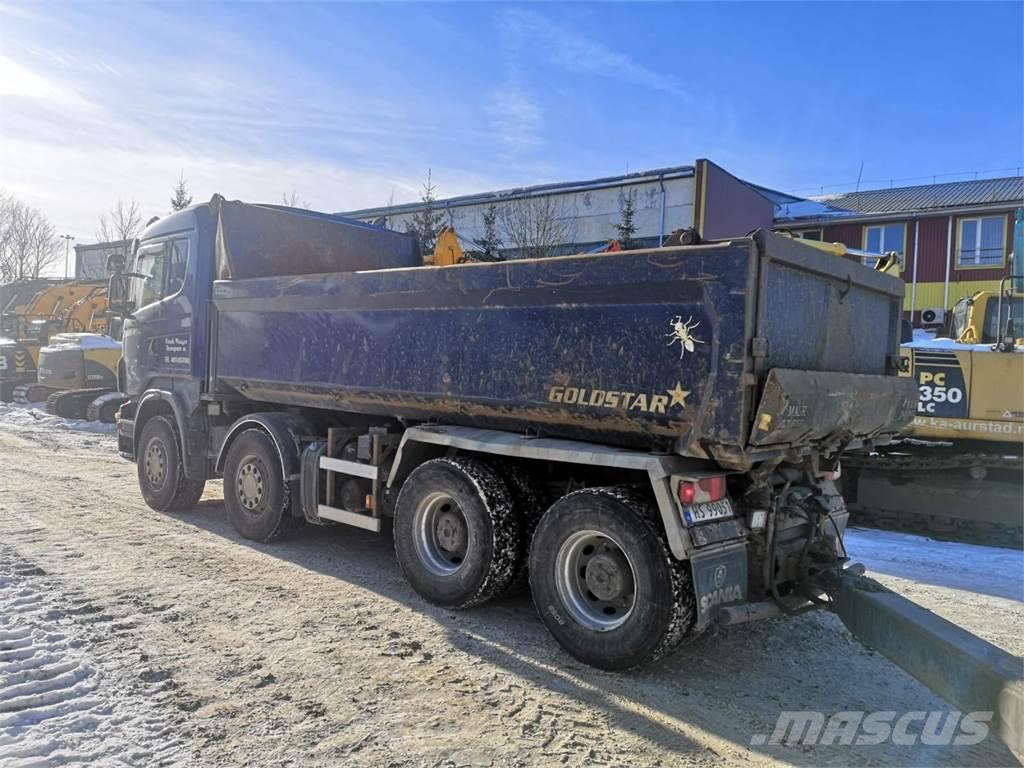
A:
[341,165,697,219]
[811,176,1023,215]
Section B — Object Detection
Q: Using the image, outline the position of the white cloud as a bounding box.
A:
[486,86,544,150]
[0,55,98,112]
[499,9,693,101]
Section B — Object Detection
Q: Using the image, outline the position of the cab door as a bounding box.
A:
[122,235,193,393]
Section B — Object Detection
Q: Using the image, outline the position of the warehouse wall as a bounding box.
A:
[354,175,697,256]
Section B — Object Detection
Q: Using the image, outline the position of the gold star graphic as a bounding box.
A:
[666,382,690,408]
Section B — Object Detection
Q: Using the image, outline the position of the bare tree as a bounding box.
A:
[0,193,61,280]
[97,199,144,245]
[499,194,577,259]
[0,190,14,281]
[282,190,308,208]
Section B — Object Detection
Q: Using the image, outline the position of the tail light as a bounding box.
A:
[677,475,726,505]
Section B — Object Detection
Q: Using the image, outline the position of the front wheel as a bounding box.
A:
[137,415,206,512]
[529,486,695,670]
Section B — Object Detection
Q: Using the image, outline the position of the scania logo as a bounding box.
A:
[713,564,727,588]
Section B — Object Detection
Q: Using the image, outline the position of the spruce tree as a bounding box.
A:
[170,172,193,212]
[407,169,445,254]
[615,191,638,250]
[472,203,503,261]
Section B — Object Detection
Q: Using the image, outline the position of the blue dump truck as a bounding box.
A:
[106,197,1022,749]
[105,198,1024,753]
[111,194,916,666]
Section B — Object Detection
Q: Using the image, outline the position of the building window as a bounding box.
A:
[796,229,822,241]
[862,223,906,268]
[956,215,1006,268]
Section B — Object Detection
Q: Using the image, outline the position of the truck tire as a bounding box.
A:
[223,428,293,542]
[393,457,520,609]
[497,463,546,592]
[137,415,206,513]
[528,486,695,670]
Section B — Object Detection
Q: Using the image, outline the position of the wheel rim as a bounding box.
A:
[413,492,469,576]
[144,438,167,489]
[236,456,266,513]
[555,529,637,631]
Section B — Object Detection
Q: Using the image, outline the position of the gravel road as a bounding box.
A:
[0,416,1020,767]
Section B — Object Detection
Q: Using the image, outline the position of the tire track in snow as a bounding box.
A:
[0,548,190,767]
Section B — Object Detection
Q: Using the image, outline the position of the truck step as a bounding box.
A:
[315,505,382,532]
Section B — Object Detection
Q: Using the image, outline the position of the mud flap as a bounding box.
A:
[690,541,748,630]
[749,368,917,447]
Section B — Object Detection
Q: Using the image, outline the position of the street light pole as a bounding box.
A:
[60,234,75,279]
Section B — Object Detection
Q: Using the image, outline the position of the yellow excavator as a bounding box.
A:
[0,281,108,401]
[793,214,1024,547]
[0,279,125,420]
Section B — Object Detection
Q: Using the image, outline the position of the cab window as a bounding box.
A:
[132,238,189,309]
[982,296,1023,343]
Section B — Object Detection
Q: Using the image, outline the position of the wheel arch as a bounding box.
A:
[214,411,313,484]
[133,391,186,468]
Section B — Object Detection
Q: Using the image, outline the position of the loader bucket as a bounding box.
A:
[812,569,1024,753]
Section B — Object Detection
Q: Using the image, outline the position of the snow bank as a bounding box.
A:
[0,402,114,436]
[846,527,1024,603]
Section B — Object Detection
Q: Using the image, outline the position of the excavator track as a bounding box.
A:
[85,392,129,423]
[843,446,1023,549]
[0,379,28,403]
[46,388,113,420]
[12,383,57,405]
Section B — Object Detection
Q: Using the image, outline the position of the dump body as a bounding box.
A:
[211,218,915,468]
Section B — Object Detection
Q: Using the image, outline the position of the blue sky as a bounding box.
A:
[1,1,1021,243]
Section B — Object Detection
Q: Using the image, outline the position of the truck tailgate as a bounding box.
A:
[749,368,917,447]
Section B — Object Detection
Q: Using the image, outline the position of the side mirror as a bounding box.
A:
[107,273,135,318]
[106,252,126,275]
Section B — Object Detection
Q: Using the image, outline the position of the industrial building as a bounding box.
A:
[348,165,1022,328]
[343,159,776,255]
[774,176,1023,323]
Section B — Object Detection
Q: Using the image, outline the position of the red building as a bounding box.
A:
[773,176,1023,324]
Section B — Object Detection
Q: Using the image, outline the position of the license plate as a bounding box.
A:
[682,498,734,526]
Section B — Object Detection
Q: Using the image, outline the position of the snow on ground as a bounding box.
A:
[0,546,188,768]
[0,403,114,453]
[846,527,1024,602]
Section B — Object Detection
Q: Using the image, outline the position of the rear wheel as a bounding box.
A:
[394,457,520,609]
[529,486,695,670]
[137,415,206,512]
[223,429,292,542]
